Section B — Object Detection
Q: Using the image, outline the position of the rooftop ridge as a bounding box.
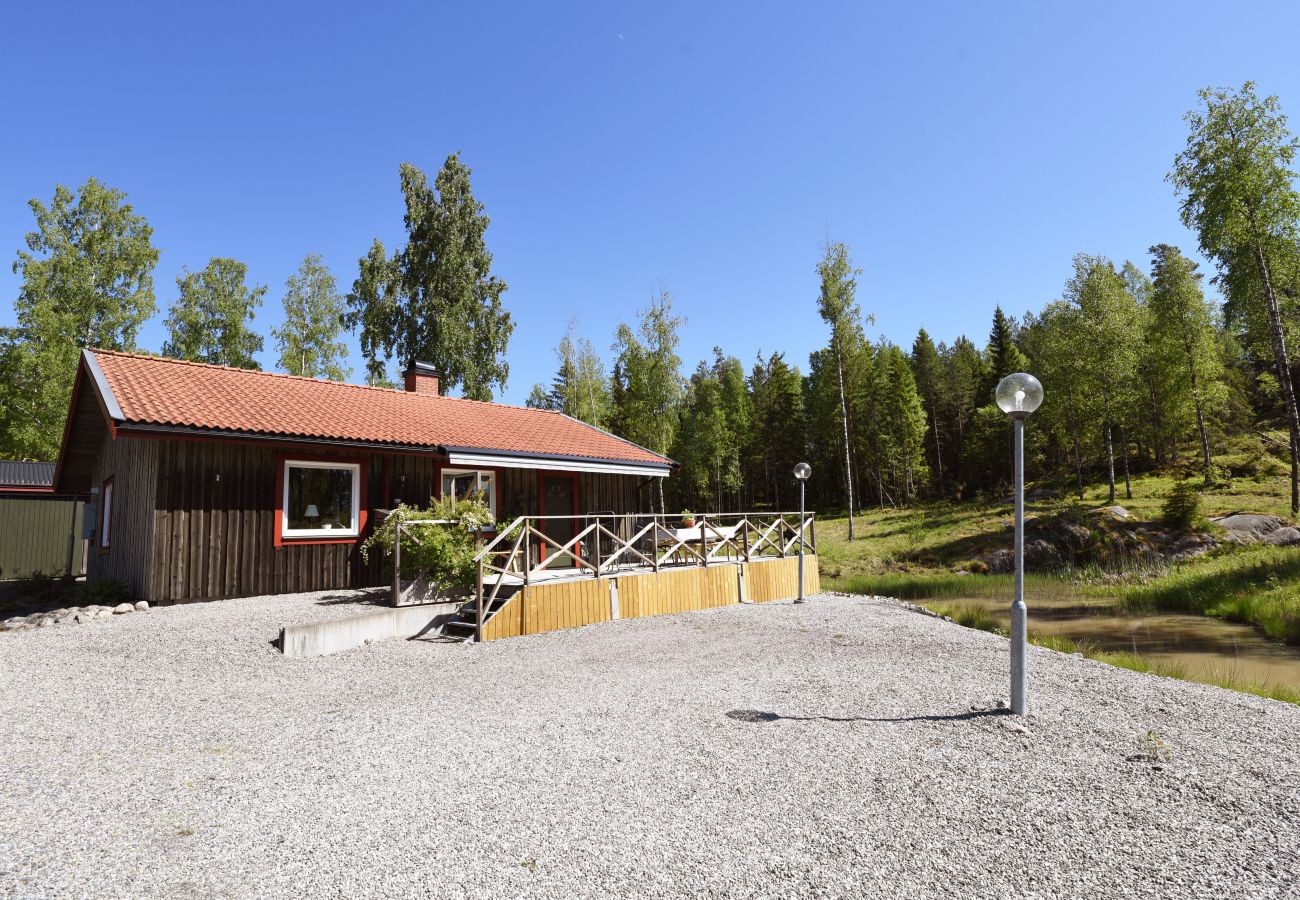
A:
[88,348,546,415]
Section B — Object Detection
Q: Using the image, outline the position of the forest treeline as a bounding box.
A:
[4,83,1300,527]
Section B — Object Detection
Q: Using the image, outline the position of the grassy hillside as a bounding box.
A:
[816,460,1293,583]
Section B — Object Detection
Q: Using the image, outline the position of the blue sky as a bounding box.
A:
[4,1,1300,403]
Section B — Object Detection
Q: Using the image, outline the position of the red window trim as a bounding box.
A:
[274,453,369,547]
[99,475,114,553]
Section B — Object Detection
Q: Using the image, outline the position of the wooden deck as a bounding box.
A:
[480,555,819,641]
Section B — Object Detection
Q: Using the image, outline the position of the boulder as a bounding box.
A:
[112,603,134,615]
[1026,487,1062,502]
[1261,526,1300,547]
[1099,505,1130,520]
[1211,513,1286,542]
[134,600,150,612]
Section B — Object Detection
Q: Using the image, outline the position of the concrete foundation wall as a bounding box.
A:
[280,601,460,657]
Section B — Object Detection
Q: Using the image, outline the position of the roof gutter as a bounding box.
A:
[441,446,673,477]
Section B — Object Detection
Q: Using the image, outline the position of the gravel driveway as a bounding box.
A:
[2,590,1297,899]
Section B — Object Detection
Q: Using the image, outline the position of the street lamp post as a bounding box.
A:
[995,373,1044,716]
[793,462,812,603]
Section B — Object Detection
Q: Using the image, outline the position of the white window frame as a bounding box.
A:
[100,478,114,549]
[281,460,361,539]
[441,467,497,516]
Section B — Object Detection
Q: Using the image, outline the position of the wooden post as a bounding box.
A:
[700,519,707,567]
[475,557,484,642]
[392,521,402,607]
[809,515,817,554]
[778,517,786,558]
[741,517,750,562]
[523,522,531,587]
[593,519,603,577]
[652,517,661,572]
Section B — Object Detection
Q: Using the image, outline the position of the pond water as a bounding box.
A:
[941,590,1300,692]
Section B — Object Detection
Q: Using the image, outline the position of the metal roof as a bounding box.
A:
[0,460,55,488]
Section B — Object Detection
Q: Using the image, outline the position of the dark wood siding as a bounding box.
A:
[85,435,659,604]
[148,439,421,603]
[87,433,159,599]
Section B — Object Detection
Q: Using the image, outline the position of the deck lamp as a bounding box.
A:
[793,462,812,603]
[995,373,1043,716]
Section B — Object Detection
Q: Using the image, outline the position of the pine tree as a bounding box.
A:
[910,329,945,494]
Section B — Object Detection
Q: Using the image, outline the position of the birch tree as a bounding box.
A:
[1148,244,1225,481]
[1171,82,1300,513]
[2,178,158,459]
[163,258,266,369]
[816,242,869,539]
[273,253,350,380]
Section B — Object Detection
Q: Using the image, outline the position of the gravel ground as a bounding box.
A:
[2,590,1298,899]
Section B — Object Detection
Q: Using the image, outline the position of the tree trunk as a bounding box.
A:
[1120,425,1132,500]
[1104,417,1116,504]
[1073,435,1084,500]
[1189,365,1213,482]
[931,412,944,494]
[835,343,855,539]
[1250,232,1300,515]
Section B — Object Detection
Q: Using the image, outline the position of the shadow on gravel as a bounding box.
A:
[314,589,389,607]
[725,708,1012,724]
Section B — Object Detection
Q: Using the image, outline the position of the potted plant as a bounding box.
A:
[680,510,696,528]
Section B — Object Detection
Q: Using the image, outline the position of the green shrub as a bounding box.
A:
[1162,480,1203,530]
[76,579,131,606]
[359,495,494,589]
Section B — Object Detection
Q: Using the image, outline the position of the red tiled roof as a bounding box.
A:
[87,351,671,468]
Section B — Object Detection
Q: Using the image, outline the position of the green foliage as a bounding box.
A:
[672,349,753,511]
[359,495,494,589]
[162,258,266,368]
[609,290,685,461]
[2,178,159,459]
[748,351,807,509]
[273,253,350,380]
[1162,480,1203,529]
[983,306,1029,397]
[1171,82,1300,513]
[527,321,610,427]
[346,154,512,400]
[815,241,868,533]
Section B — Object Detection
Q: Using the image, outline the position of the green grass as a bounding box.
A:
[1120,546,1300,644]
[929,602,1002,633]
[996,618,1299,705]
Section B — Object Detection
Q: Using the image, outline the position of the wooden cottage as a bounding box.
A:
[52,351,674,603]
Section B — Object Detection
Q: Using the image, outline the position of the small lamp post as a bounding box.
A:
[995,373,1044,716]
[793,462,812,603]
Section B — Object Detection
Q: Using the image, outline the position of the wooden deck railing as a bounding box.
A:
[472,512,815,640]
[390,511,816,638]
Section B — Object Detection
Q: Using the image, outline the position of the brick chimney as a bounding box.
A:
[403,361,441,395]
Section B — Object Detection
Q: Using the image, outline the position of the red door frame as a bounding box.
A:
[536,471,580,563]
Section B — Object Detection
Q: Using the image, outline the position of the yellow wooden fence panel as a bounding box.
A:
[480,555,818,640]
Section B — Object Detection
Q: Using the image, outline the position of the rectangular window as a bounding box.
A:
[100,477,114,549]
[282,460,361,539]
[441,468,496,516]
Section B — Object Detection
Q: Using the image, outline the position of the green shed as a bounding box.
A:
[0,461,87,581]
